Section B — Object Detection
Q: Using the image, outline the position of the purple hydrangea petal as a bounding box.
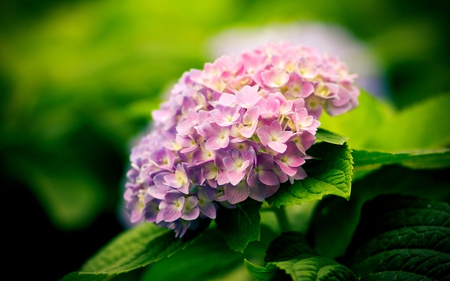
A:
[225,182,249,204]
[181,196,200,221]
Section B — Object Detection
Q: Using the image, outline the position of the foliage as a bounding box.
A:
[60,92,450,280]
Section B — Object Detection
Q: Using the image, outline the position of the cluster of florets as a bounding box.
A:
[124,41,359,237]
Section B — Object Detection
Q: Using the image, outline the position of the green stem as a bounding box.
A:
[273,206,291,232]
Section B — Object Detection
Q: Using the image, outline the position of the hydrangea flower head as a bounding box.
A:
[125,41,359,237]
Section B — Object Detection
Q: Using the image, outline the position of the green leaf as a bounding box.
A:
[352,149,450,181]
[216,199,262,252]
[141,228,244,281]
[351,165,450,202]
[344,195,450,280]
[316,128,349,145]
[318,90,394,150]
[307,196,361,259]
[59,273,112,281]
[246,255,358,281]
[247,231,358,281]
[320,92,450,151]
[60,222,207,280]
[373,93,450,150]
[275,255,358,281]
[352,149,450,180]
[355,271,438,281]
[268,142,353,207]
[244,259,280,281]
[331,168,450,263]
[264,231,317,263]
[142,224,277,281]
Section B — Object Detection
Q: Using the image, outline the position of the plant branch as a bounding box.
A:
[273,206,291,232]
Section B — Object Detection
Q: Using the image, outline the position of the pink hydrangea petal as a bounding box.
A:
[163,206,183,222]
[278,131,293,142]
[256,125,271,146]
[206,137,223,151]
[223,156,236,171]
[225,182,249,204]
[286,155,305,167]
[181,197,200,221]
[269,119,282,135]
[261,67,290,88]
[265,185,280,198]
[247,168,257,187]
[198,202,217,219]
[293,166,307,180]
[257,154,275,170]
[300,82,314,98]
[217,170,230,185]
[144,201,159,223]
[236,85,261,108]
[248,183,267,202]
[130,209,144,223]
[258,169,280,186]
[217,93,237,106]
[276,160,298,176]
[265,95,281,117]
[227,169,247,186]
[268,141,287,153]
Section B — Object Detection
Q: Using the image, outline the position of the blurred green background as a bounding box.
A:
[1,0,449,280]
